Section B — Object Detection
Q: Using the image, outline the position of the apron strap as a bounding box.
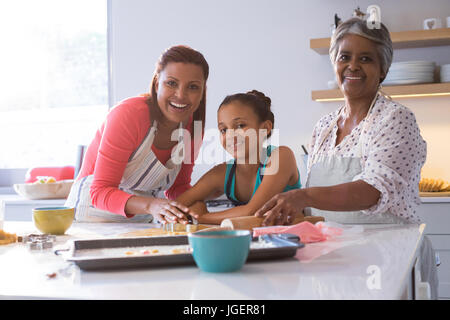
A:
[225,162,245,206]
[225,159,266,207]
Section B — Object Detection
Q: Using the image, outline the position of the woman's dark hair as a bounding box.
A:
[219,90,275,137]
[147,45,209,132]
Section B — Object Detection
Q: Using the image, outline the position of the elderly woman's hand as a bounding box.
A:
[186,201,208,221]
[255,189,308,226]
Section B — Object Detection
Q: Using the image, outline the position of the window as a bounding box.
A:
[0,0,109,170]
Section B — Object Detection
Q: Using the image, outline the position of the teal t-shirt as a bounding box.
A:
[224,145,301,206]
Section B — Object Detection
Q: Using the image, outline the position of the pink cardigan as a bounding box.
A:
[77,96,202,217]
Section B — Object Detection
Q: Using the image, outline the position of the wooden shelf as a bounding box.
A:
[310,28,450,55]
[311,82,450,101]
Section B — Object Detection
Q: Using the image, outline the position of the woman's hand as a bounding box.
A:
[187,201,208,222]
[147,198,191,224]
[255,189,308,226]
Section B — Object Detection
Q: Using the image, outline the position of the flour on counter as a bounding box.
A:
[74,245,192,258]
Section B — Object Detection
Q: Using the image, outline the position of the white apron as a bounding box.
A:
[305,92,438,299]
[65,121,185,222]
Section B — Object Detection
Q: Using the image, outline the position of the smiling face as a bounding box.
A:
[218,101,272,163]
[155,62,205,125]
[334,34,385,100]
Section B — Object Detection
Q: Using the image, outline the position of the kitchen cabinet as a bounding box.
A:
[310,28,450,101]
[417,197,450,299]
[0,195,66,225]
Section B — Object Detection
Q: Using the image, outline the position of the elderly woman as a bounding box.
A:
[256,18,438,298]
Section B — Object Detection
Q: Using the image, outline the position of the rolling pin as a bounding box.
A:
[220,215,325,231]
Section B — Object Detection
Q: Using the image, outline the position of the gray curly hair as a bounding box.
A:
[329,18,393,83]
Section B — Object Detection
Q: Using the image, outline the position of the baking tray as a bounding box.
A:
[58,234,304,271]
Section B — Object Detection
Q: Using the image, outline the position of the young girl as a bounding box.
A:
[176,90,301,225]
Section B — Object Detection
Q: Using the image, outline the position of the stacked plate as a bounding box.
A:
[440,64,450,83]
[383,61,435,86]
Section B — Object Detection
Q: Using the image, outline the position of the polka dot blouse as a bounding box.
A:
[307,94,426,224]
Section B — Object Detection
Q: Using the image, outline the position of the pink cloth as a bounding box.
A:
[252,221,343,243]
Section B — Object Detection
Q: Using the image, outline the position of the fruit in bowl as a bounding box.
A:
[34,176,57,184]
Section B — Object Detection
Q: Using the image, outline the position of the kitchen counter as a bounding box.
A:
[0,221,426,300]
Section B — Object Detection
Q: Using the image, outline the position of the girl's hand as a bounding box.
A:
[187,201,208,222]
[255,189,307,226]
[148,198,190,224]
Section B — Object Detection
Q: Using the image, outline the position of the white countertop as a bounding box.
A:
[0,221,426,300]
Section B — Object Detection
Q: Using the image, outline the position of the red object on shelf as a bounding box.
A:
[24,166,75,183]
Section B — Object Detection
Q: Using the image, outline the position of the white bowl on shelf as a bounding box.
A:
[13,180,74,200]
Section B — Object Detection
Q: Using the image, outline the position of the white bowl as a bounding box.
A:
[13,180,74,200]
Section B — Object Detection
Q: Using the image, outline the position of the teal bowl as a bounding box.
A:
[188,230,251,273]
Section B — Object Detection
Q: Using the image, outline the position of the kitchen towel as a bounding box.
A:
[252,221,354,243]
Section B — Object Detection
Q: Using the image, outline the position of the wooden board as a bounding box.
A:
[312,83,450,101]
[118,225,212,237]
[420,192,450,197]
[310,28,450,55]
[119,228,174,237]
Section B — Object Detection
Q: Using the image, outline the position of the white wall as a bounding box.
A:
[110,0,450,184]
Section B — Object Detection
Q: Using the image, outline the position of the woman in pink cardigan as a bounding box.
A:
[65,45,208,224]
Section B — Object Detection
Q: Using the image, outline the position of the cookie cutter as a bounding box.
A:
[163,223,199,233]
[21,234,56,250]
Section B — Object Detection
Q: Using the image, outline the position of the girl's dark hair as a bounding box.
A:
[219,90,275,137]
[147,45,209,132]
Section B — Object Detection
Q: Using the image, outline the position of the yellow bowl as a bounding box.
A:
[32,207,74,235]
